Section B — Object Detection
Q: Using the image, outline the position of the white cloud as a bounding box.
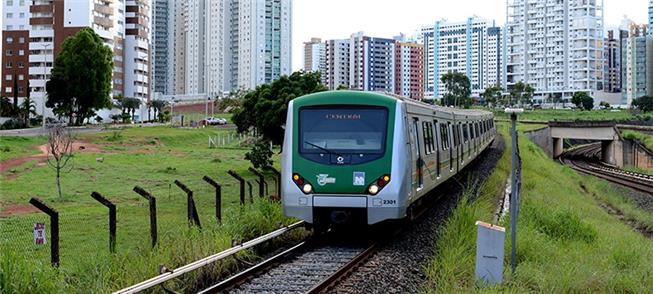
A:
[291,0,650,71]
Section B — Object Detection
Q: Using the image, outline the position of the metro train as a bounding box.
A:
[281,91,495,226]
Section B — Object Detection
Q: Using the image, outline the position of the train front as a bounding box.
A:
[281,91,410,226]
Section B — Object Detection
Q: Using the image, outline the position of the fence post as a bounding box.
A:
[227,170,246,205]
[90,192,116,253]
[174,180,201,229]
[246,181,254,203]
[133,186,157,248]
[266,167,281,198]
[202,176,222,223]
[28,197,59,267]
[248,167,266,198]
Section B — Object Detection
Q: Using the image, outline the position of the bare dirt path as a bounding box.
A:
[0,141,102,173]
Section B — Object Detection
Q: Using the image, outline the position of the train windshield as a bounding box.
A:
[299,106,388,156]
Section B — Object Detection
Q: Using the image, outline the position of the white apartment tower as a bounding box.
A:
[324,39,350,90]
[303,37,326,79]
[160,0,292,96]
[2,0,150,117]
[506,0,604,100]
[421,17,502,99]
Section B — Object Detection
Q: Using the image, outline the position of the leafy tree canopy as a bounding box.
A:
[440,72,471,107]
[232,71,327,145]
[482,85,502,107]
[46,28,113,125]
[509,81,535,107]
[632,96,653,112]
[571,92,591,109]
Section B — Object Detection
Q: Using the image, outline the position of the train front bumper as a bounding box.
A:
[283,194,406,225]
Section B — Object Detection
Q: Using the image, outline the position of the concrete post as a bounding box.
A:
[601,140,615,165]
[475,221,505,285]
[553,137,564,158]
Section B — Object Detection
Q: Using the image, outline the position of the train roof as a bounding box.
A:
[294,91,493,119]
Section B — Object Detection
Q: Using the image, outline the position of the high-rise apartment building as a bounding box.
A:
[324,39,350,90]
[395,42,424,100]
[622,23,648,105]
[506,0,604,100]
[152,0,170,95]
[349,32,395,92]
[2,0,150,117]
[303,37,325,78]
[604,30,621,93]
[157,0,291,96]
[649,0,653,31]
[421,17,502,99]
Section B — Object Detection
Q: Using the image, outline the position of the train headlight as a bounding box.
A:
[302,183,313,194]
[368,174,390,196]
[368,184,380,195]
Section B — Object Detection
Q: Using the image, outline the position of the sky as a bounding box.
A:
[291,0,651,71]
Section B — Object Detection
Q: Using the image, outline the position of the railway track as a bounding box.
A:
[198,233,379,294]
[560,143,653,195]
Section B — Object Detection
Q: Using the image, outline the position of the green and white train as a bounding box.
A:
[281,91,495,226]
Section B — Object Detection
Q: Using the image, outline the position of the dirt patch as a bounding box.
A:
[0,203,39,217]
[0,141,103,174]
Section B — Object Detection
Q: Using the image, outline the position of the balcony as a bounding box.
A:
[30,4,53,13]
[29,17,53,25]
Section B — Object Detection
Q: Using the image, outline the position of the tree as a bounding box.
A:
[46,28,113,126]
[150,99,167,122]
[336,84,349,90]
[47,126,74,198]
[581,96,594,111]
[121,98,141,122]
[245,139,274,169]
[482,85,502,108]
[440,72,471,107]
[571,92,591,109]
[509,81,535,107]
[551,93,563,109]
[0,96,17,117]
[632,96,653,112]
[19,97,37,126]
[232,71,327,145]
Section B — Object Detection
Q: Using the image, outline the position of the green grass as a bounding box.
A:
[425,122,653,292]
[0,136,47,161]
[489,108,652,123]
[0,126,300,293]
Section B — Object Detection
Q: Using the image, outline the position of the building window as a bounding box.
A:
[6,50,12,56]
[19,13,25,18]
[17,62,24,68]
[19,0,24,5]
[6,25,13,30]
[5,62,12,68]
[18,50,24,56]
[5,75,11,81]
[5,87,12,93]
[18,37,24,43]
[6,13,13,19]
[18,75,24,80]
[18,87,23,93]
[6,0,13,5]
[6,37,13,44]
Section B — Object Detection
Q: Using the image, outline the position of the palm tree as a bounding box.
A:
[151,99,166,122]
[19,97,37,126]
[122,98,141,122]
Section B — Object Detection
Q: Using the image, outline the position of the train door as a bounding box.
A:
[456,123,461,172]
[412,118,423,190]
[447,122,453,172]
[434,120,441,178]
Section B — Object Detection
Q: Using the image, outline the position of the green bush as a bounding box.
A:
[245,139,273,169]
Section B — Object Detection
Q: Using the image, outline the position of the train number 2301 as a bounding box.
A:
[382,200,396,205]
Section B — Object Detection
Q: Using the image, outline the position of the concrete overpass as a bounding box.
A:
[549,121,623,167]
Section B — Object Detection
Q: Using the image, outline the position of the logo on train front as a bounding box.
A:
[316,174,336,186]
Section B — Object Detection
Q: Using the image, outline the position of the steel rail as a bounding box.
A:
[560,145,653,195]
[306,242,379,294]
[198,241,308,293]
[113,221,305,294]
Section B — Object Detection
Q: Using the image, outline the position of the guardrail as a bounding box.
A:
[113,221,305,294]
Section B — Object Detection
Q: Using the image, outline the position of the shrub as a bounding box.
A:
[245,139,273,169]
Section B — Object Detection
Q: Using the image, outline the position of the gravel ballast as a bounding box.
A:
[330,135,506,294]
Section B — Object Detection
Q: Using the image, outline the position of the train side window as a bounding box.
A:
[434,120,441,177]
[427,122,435,154]
[422,121,432,155]
[463,124,469,143]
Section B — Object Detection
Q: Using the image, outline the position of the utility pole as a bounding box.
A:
[41,43,51,132]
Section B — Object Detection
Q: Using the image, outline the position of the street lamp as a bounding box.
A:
[41,43,51,132]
